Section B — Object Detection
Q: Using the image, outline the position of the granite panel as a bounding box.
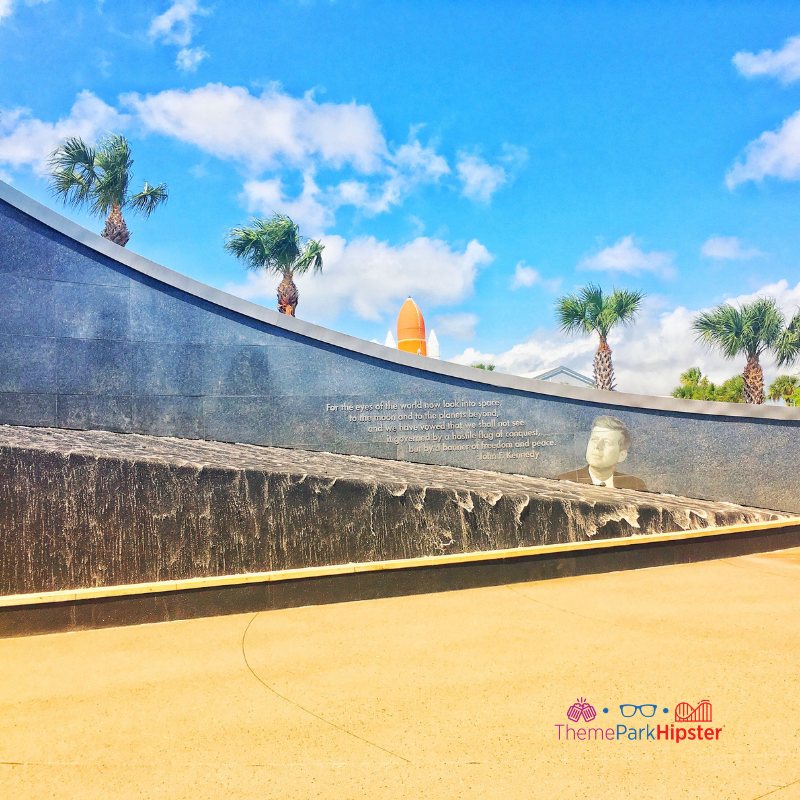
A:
[199,306,275,346]
[269,395,337,448]
[56,395,133,432]
[133,343,203,396]
[57,338,135,395]
[202,396,272,445]
[52,246,131,287]
[201,345,271,396]
[0,200,60,279]
[0,275,55,336]
[0,393,56,427]
[129,277,209,343]
[54,282,130,340]
[0,201,129,286]
[131,396,204,438]
[267,344,410,397]
[0,335,57,393]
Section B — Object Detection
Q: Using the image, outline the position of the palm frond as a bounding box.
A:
[49,168,93,208]
[127,182,169,217]
[294,239,325,274]
[767,373,799,401]
[48,136,100,208]
[556,283,600,336]
[92,134,133,212]
[679,366,703,386]
[606,288,646,327]
[775,311,800,368]
[48,136,97,173]
[693,297,789,362]
[555,293,590,335]
[742,296,785,355]
[224,214,304,274]
[555,283,644,339]
[223,224,273,272]
[693,304,746,360]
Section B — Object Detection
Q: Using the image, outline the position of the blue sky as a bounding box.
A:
[2,0,800,393]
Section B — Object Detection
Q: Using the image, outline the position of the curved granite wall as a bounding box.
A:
[1,180,799,512]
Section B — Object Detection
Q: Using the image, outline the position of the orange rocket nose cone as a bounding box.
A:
[397,297,427,356]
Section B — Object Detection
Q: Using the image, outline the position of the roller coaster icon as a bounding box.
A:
[674,700,712,723]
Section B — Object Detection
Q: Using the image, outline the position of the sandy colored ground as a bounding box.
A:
[1,549,800,799]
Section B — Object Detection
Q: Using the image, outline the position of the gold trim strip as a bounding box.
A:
[2,516,798,608]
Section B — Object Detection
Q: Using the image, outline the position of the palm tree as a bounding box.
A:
[555,284,645,391]
[671,367,717,401]
[224,214,324,316]
[692,297,800,405]
[48,134,168,247]
[768,374,799,405]
[671,367,745,402]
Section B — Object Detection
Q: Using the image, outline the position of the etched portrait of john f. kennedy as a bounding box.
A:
[555,415,647,490]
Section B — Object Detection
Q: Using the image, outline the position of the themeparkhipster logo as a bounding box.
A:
[556,698,722,743]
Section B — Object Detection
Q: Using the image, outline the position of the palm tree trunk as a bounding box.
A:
[101,204,131,247]
[277,270,299,316]
[742,355,764,404]
[593,335,615,391]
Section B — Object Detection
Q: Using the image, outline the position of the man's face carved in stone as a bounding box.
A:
[585,426,628,472]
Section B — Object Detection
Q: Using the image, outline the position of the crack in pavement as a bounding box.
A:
[240,612,410,764]
[720,558,800,582]
[505,583,627,629]
[750,777,800,799]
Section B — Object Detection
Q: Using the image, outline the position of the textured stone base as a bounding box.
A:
[0,425,792,596]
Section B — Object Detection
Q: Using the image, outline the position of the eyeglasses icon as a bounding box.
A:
[620,704,657,717]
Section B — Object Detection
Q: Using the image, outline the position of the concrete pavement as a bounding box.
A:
[2,549,800,799]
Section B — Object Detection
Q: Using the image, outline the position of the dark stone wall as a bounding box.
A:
[0,426,791,595]
[2,193,800,511]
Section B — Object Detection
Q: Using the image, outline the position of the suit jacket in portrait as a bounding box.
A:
[554,465,647,491]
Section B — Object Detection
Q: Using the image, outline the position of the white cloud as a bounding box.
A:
[227,235,493,323]
[456,153,506,202]
[241,174,333,237]
[451,281,800,396]
[149,0,208,47]
[432,313,479,341]
[234,126,450,231]
[241,145,449,236]
[176,46,207,72]
[726,109,800,187]
[578,234,675,278]
[727,37,800,187]
[733,35,800,84]
[0,91,126,175]
[123,83,462,229]
[335,136,450,216]
[455,145,527,202]
[0,0,54,24]
[720,278,800,310]
[510,260,561,291]
[499,143,529,167]
[451,336,597,380]
[393,138,449,179]
[123,83,387,174]
[701,235,762,260]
